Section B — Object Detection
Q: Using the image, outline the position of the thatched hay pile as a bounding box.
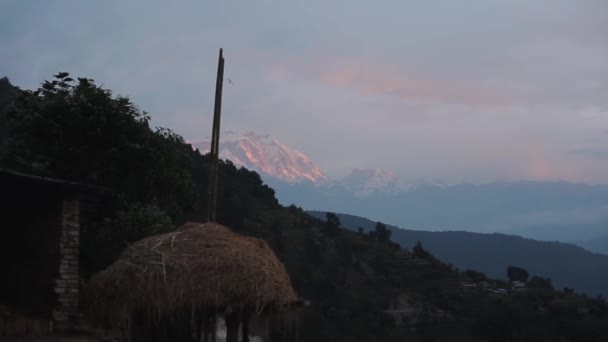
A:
[87,222,297,326]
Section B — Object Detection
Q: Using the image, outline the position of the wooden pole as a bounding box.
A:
[225,313,239,342]
[242,313,250,342]
[207,48,225,222]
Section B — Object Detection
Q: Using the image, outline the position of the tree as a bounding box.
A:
[413,241,432,259]
[465,269,487,283]
[81,202,173,275]
[0,73,275,273]
[324,212,341,236]
[528,276,553,289]
[506,266,529,283]
[269,220,284,253]
[0,76,19,111]
[0,73,195,221]
[374,222,391,243]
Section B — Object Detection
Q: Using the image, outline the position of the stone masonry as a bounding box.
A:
[52,198,80,331]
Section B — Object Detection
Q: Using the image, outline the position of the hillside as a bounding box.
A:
[247,208,608,342]
[2,74,608,341]
[309,211,608,297]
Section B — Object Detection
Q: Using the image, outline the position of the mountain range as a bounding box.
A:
[192,131,402,192]
[308,211,608,297]
[191,132,608,251]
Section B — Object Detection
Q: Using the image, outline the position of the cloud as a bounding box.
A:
[521,148,582,181]
[317,62,510,108]
[263,55,511,108]
[3,0,608,184]
[269,64,290,80]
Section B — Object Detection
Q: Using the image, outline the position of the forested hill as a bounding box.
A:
[2,74,608,341]
[309,211,608,297]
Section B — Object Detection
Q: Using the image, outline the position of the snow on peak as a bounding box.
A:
[192,131,329,184]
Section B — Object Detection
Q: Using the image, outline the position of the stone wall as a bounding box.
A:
[52,198,80,331]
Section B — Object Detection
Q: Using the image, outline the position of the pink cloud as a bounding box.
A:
[269,64,289,80]
[263,53,510,108]
[521,148,582,181]
[317,62,510,108]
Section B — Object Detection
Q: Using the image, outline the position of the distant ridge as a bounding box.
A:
[308,211,608,297]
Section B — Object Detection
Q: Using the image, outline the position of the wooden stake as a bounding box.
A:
[207,48,225,222]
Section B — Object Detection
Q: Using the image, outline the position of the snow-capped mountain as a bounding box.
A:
[190,131,608,247]
[192,131,329,184]
[191,131,441,195]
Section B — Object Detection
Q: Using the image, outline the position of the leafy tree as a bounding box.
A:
[0,73,194,221]
[0,72,276,272]
[591,296,608,314]
[374,222,391,243]
[413,241,432,259]
[324,212,341,236]
[507,266,529,283]
[269,220,284,252]
[465,269,487,283]
[81,202,173,276]
[0,76,19,111]
[528,276,553,289]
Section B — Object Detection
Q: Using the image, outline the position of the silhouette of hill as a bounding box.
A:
[309,211,608,297]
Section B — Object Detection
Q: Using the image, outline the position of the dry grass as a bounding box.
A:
[86,222,297,327]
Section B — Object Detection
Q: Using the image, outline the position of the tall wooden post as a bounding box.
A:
[242,313,251,342]
[207,48,225,222]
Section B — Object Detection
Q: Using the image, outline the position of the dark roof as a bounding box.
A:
[0,169,110,196]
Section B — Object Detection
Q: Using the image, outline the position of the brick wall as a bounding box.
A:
[52,198,80,331]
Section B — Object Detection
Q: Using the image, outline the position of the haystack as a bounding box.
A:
[87,222,297,341]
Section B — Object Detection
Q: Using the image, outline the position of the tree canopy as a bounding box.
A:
[507,266,530,283]
[0,73,279,274]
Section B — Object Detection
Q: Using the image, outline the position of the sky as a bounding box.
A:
[1,0,607,183]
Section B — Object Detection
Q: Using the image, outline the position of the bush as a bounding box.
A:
[81,203,173,275]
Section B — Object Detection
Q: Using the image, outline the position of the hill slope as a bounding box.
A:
[309,211,608,297]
